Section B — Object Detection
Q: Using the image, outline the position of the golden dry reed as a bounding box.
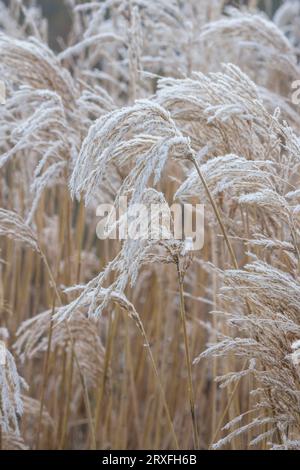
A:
[0,0,300,450]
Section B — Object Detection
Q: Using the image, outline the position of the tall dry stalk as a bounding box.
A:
[1,0,300,451]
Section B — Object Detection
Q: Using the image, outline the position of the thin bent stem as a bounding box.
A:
[135,316,179,450]
[189,154,239,269]
[176,261,199,450]
[59,348,74,449]
[94,310,117,447]
[38,246,97,449]
[191,155,281,449]
[35,302,54,449]
[66,323,97,450]
[209,358,248,449]
[189,153,243,448]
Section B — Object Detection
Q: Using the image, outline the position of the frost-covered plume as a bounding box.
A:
[274,0,300,49]
[198,8,299,92]
[195,260,300,449]
[56,189,190,322]
[175,154,276,203]
[70,100,191,207]
[15,311,105,389]
[0,209,40,253]
[0,33,76,108]
[0,343,27,435]
[156,64,271,159]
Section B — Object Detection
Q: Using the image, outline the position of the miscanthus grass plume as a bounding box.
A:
[1,0,300,451]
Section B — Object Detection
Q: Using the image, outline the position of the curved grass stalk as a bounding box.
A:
[176,260,199,450]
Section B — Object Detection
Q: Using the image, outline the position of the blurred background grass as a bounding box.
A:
[35,0,284,50]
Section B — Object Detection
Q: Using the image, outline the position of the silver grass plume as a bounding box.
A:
[70,100,191,206]
[55,189,190,322]
[0,209,40,253]
[0,345,27,435]
[195,260,300,449]
[15,310,105,389]
[0,33,76,108]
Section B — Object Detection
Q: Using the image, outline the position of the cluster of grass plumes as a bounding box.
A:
[1,0,300,451]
